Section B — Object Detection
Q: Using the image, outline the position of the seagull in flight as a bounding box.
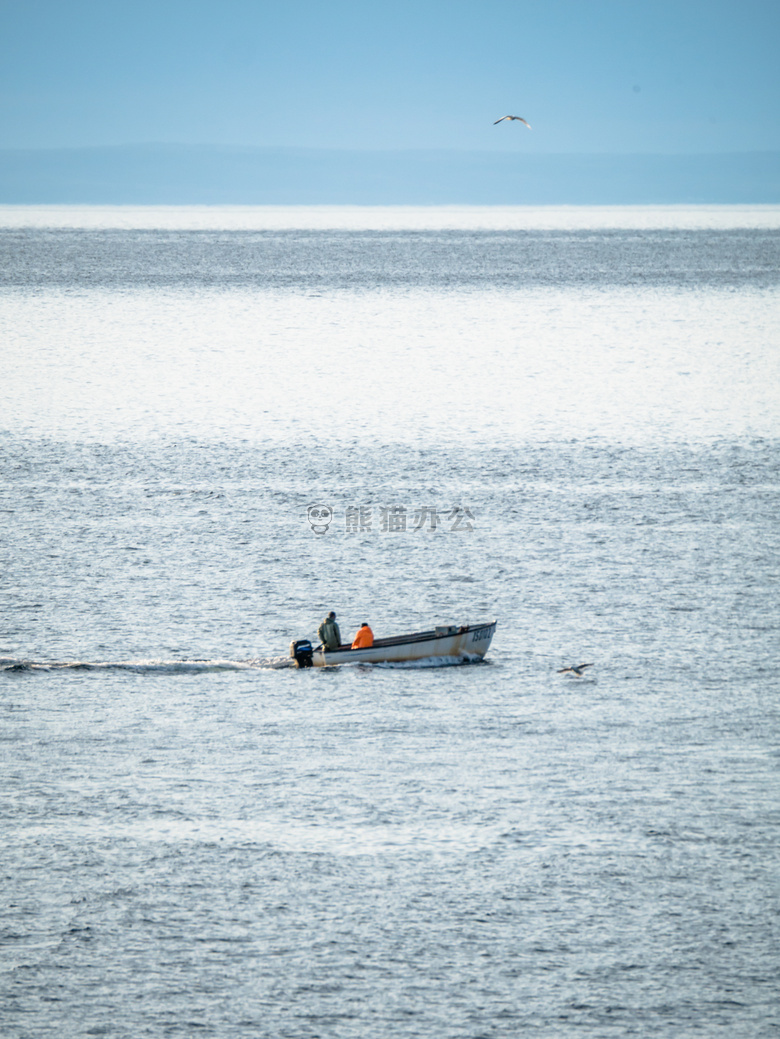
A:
[493,115,532,128]
[557,663,594,677]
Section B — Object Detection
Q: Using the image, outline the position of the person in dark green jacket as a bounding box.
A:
[317,611,341,651]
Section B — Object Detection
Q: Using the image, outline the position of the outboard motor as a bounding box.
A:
[289,639,314,668]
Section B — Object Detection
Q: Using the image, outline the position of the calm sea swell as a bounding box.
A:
[1,208,779,1037]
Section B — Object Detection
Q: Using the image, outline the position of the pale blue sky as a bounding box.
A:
[1,0,778,153]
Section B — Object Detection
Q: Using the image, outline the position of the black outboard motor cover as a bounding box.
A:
[290,639,314,668]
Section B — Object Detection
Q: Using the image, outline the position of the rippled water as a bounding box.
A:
[1,207,779,1038]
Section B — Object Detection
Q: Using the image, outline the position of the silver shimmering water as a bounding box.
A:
[1,206,779,1038]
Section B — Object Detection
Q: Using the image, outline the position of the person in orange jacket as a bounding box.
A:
[351,623,374,649]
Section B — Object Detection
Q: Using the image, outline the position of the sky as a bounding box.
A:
[1,0,779,155]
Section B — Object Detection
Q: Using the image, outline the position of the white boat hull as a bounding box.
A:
[307,621,496,667]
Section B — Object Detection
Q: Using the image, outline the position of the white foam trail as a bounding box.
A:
[0,656,296,674]
[1,654,487,673]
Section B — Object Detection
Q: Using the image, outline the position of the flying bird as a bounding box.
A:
[557,663,594,677]
[493,115,532,128]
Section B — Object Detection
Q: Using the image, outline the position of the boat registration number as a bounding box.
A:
[470,625,493,643]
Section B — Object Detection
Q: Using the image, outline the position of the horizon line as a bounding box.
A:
[2,143,780,158]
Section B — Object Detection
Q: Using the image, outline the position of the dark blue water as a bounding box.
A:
[2,226,779,287]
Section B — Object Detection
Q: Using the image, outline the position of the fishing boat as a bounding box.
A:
[289,621,496,668]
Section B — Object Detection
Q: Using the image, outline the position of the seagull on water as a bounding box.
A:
[493,115,532,128]
[557,663,594,677]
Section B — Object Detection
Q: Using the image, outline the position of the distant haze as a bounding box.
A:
[1,147,778,204]
[1,0,778,203]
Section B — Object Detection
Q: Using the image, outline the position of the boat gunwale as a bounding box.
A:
[327,620,496,654]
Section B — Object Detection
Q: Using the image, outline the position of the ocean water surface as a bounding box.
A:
[1,205,779,1038]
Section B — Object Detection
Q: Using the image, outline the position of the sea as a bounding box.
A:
[1,204,779,1038]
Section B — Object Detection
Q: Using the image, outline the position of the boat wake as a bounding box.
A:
[0,656,296,674]
[1,653,488,674]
